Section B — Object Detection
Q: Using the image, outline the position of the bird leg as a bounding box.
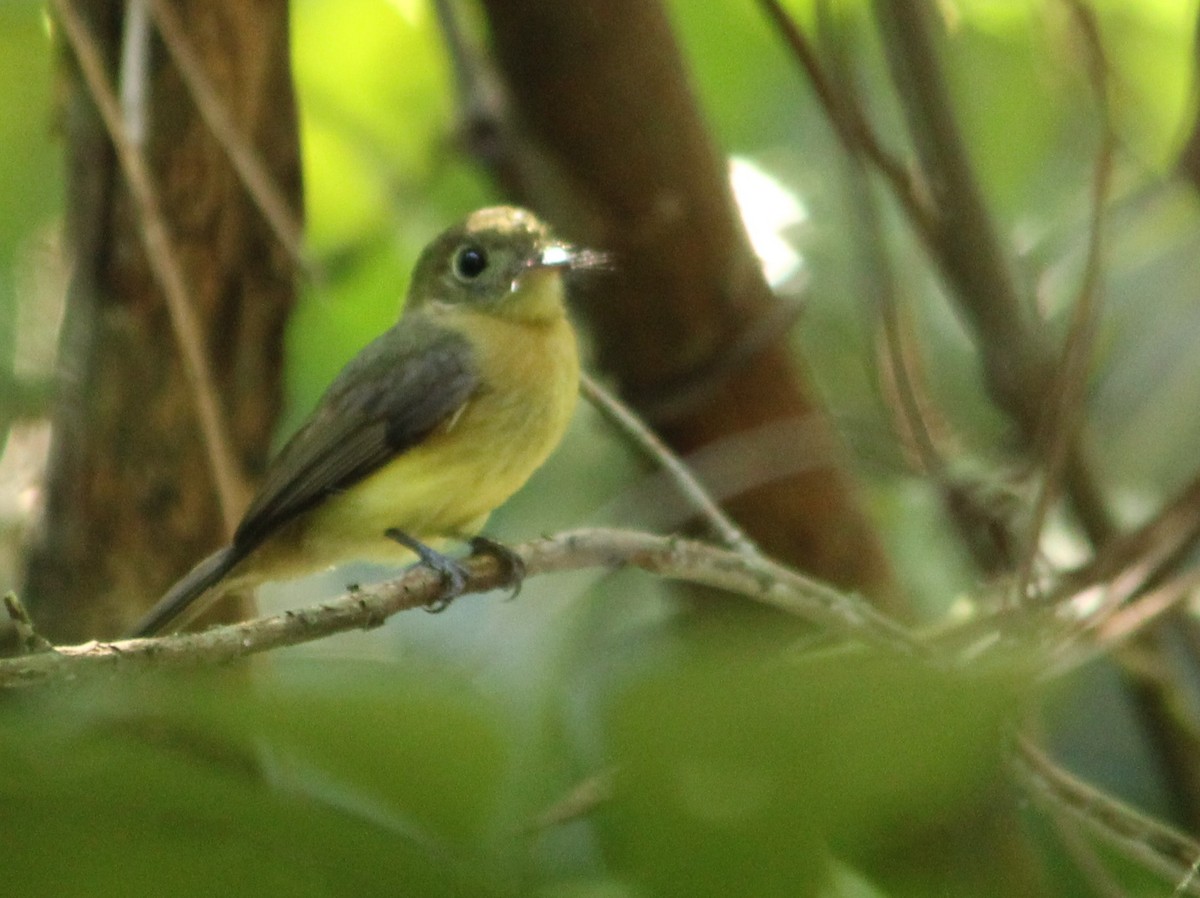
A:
[384,528,468,612]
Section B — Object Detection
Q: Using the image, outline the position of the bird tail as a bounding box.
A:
[129,545,244,637]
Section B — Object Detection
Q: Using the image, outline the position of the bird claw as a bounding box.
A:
[385,528,469,613]
[468,536,526,599]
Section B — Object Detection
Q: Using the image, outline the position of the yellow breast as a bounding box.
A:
[295,299,579,563]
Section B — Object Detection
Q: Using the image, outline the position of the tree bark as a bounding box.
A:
[24,0,300,641]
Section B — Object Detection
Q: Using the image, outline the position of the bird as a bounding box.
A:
[131,206,587,637]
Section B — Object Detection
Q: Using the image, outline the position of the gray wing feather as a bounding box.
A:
[233,320,478,552]
[128,318,477,638]
[130,546,240,637]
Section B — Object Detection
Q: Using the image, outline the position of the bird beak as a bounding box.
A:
[537,243,575,269]
[533,242,614,271]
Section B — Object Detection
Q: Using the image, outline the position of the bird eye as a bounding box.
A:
[452,244,489,281]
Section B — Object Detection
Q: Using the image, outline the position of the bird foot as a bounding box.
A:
[385,528,468,613]
[468,536,526,599]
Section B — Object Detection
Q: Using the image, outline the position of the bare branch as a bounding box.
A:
[869,0,1113,545]
[3,593,53,655]
[755,0,936,238]
[528,768,616,831]
[1014,736,1200,895]
[0,527,922,689]
[51,0,249,533]
[1016,0,1116,599]
[580,372,762,558]
[144,0,314,280]
[1054,472,1200,609]
[1048,806,1149,898]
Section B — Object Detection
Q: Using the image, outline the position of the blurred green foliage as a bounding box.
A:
[0,1,59,383]
[0,647,1027,896]
[1,0,1200,894]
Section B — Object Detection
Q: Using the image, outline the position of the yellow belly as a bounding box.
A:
[259,309,579,573]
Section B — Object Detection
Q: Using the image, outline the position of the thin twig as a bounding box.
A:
[0,527,923,689]
[144,0,314,280]
[813,4,944,482]
[1042,569,1200,683]
[3,593,54,654]
[1048,801,1144,898]
[821,5,1020,577]
[431,0,524,195]
[858,172,1021,575]
[1094,572,1200,656]
[53,0,247,533]
[580,373,762,558]
[1053,472,1200,608]
[870,0,1030,378]
[869,0,1113,546]
[528,768,616,831]
[1014,736,1200,895]
[755,0,935,239]
[117,0,150,146]
[1015,0,1115,601]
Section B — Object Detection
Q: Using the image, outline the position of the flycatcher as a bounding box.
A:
[132,206,585,637]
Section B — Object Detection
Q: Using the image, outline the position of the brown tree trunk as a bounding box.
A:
[475,0,901,612]
[24,0,300,641]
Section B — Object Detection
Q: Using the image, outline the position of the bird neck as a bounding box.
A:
[493,269,568,325]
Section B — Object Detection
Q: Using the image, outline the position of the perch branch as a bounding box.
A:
[0,528,922,689]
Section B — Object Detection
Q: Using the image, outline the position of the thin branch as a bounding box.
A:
[1093,572,1200,658]
[144,0,315,280]
[117,0,150,146]
[580,372,762,558]
[1053,473,1200,608]
[755,0,935,238]
[869,0,1113,545]
[1014,736,1200,895]
[870,0,1030,379]
[864,189,1022,575]
[821,8,1021,577]
[1016,0,1115,600]
[3,593,53,654]
[431,0,525,196]
[0,527,924,689]
[528,768,616,831]
[1041,569,1200,683]
[52,0,248,534]
[1049,809,1143,898]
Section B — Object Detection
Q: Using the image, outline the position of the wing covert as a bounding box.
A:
[232,322,478,552]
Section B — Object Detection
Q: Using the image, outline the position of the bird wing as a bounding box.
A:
[232,319,478,553]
